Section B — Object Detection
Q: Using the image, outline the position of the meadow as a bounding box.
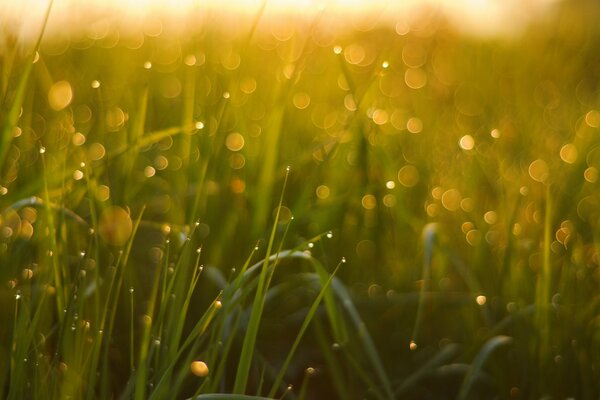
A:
[1,2,599,399]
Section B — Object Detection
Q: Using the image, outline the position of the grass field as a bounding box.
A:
[1,1,600,399]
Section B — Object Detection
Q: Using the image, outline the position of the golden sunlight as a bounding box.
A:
[1,0,563,41]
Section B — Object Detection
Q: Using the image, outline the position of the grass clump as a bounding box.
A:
[1,2,600,399]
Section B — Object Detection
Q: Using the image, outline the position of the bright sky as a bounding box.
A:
[0,0,562,40]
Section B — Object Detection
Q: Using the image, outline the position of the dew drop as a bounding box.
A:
[326,231,333,239]
[308,242,314,248]
[129,287,134,294]
[39,146,46,154]
[409,341,417,351]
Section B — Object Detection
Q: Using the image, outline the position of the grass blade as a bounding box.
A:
[456,335,513,400]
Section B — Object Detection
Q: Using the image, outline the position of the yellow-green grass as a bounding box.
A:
[1,2,600,399]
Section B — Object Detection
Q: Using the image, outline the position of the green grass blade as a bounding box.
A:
[233,167,290,394]
[267,258,344,398]
[456,335,513,400]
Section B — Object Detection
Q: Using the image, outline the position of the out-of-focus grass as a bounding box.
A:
[1,2,600,399]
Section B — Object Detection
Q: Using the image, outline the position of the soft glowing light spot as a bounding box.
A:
[441,189,461,211]
[97,185,110,201]
[48,80,73,111]
[460,198,474,212]
[426,203,439,217]
[72,132,86,146]
[240,77,257,94]
[466,229,481,246]
[293,92,311,109]
[431,186,443,200]
[361,194,377,210]
[476,295,487,305]
[333,45,343,55]
[382,60,389,69]
[555,227,570,245]
[406,117,422,133]
[154,155,169,170]
[461,221,474,234]
[344,94,357,111]
[273,205,293,222]
[231,178,246,194]
[559,143,578,164]
[397,165,419,187]
[584,167,598,183]
[229,153,246,169]
[184,54,197,66]
[372,109,389,125]
[144,61,152,69]
[195,121,204,130]
[409,341,417,351]
[214,300,222,309]
[490,128,501,138]
[459,134,475,150]
[12,126,21,137]
[385,180,395,189]
[528,159,549,183]
[98,206,133,247]
[393,19,410,35]
[344,44,365,65]
[105,107,125,130]
[73,170,84,180]
[404,68,427,89]
[190,361,209,377]
[316,185,330,200]
[91,80,101,88]
[585,110,600,128]
[144,166,156,177]
[383,194,396,207]
[223,91,230,99]
[484,211,497,225]
[225,132,245,151]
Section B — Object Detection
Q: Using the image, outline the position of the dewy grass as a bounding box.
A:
[2,3,600,399]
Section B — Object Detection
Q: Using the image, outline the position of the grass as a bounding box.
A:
[1,2,600,399]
